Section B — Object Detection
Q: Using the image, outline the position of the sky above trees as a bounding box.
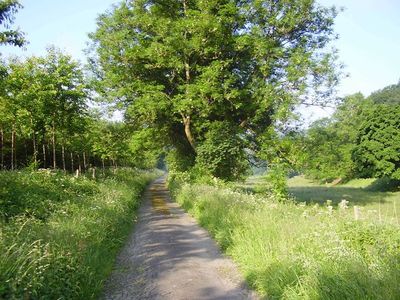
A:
[1,0,399,98]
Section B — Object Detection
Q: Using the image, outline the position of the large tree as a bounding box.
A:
[89,0,340,179]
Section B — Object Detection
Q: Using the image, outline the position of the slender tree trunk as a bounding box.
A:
[83,152,87,171]
[11,124,15,170]
[102,158,105,175]
[30,117,37,165]
[52,121,56,169]
[78,153,82,174]
[42,143,46,168]
[61,144,66,172]
[0,127,4,170]
[70,152,74,173]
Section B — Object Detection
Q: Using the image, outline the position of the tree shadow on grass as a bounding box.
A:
[288,185,390,206]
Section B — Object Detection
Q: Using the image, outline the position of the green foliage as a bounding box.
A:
[0,47,140,171]
[352,104,400,180]
[0,169,158,299]
[0,0,26,47]
[196,121,249,181]
[171,181,400,299]
[89,0,340,179]
[302,93,368,181]
[368,81,400,105]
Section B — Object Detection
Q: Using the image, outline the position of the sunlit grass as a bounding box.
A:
[171,179,400,299]
[0,168,159,299]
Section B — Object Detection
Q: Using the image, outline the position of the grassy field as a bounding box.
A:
[170,177,400,299]
[287,176,400,225]
[0,168,159,299]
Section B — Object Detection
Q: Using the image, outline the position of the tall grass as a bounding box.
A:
[171,181,400,299]
[0,168,159,299]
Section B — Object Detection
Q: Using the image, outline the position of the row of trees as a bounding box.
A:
[0,47,136,171]
[0,1,153,172]
[302,82,400,181]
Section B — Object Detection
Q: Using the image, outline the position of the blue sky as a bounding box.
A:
[2,0,399,99]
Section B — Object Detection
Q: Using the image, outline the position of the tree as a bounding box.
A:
[352,104,400,180]
[89,0,340,180]
[301,93,369,180]
[0,0,25,47]
[368,81,400,105]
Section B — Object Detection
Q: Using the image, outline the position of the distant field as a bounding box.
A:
[239,175,400,225]
[287,176,400,225]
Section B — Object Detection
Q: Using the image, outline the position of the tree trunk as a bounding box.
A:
[83,152,87,171]
[70,152,74,173]
[181,5,196,154]
[30,117,37,165]
[52,121,56,169]
[42,143,46,168]
[11,124,15,170]
[102,158,105,175]
[78,153,82,174]
[0,127,3,170]
[61,144,66,171]
[182,115,196,152]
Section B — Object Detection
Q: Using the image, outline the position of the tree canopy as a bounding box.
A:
[352,104,400,180]
[368,81,400,105]
[89,0,340,180]
[0,0,25,47]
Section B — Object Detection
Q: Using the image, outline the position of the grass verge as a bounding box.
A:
[169,179,400,299]
[0,168,160,299]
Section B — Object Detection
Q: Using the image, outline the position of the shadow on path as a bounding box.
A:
[102,177,257,300]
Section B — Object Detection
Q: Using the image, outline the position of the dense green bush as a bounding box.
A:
[0,169,158,299]
[171,182,400,299]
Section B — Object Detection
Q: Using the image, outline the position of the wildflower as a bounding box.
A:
[339,199,349,210]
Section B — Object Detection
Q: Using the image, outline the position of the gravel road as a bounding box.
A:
[102,176,258,300]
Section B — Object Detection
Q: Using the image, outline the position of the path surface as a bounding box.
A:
[102,177,258,300]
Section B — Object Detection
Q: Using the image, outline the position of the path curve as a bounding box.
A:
[102,176,258,300]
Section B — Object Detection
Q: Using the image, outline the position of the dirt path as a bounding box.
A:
[102,177,258,300]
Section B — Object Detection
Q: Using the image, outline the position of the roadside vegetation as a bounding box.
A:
[169,176,400,299]
[0,168,159,299]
